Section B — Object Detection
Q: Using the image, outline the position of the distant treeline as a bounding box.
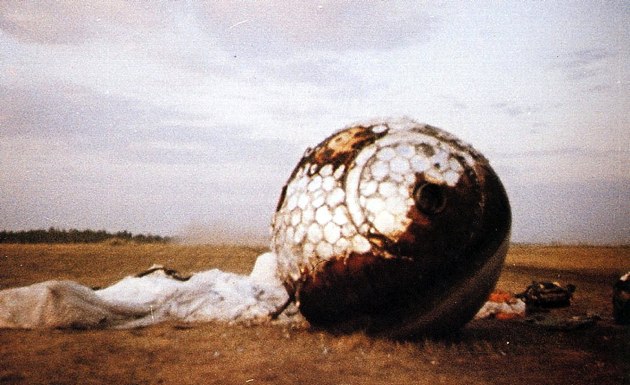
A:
[0,228,172,244]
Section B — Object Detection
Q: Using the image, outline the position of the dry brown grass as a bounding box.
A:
[0,243,265,289]
[0,243,628,385]
[507,244,629,272]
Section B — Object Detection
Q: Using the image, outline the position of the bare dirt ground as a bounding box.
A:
[0,243,628,385]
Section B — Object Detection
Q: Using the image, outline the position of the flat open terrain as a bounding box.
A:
[0,243,628,385]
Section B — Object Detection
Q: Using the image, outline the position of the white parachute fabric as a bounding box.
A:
[0,252,290,329]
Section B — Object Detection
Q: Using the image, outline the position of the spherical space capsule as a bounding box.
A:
[271,118,511,338]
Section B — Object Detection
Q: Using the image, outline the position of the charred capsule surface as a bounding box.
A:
[271,118,511,337]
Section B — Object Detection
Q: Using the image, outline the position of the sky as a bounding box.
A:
[0,1,628,245]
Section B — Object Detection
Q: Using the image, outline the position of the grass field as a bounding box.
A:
[0,243,628,385]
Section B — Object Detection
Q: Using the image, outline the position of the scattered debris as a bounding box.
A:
[517,281,576,310]
[613,271,630,325]
[475,290,526,320]
[478,282,601,331]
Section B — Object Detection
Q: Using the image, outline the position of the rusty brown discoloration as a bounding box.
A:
[294,125,387,177]
[308,126,387,171]
[273,119,511,336]
[384,169,483,261]
[274,184,288,213]
[297,251,422,326]
[274,125,388,214]
[294,160,509,334]
[418,124,487,164]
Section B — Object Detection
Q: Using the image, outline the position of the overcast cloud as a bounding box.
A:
[1,1,628,244]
